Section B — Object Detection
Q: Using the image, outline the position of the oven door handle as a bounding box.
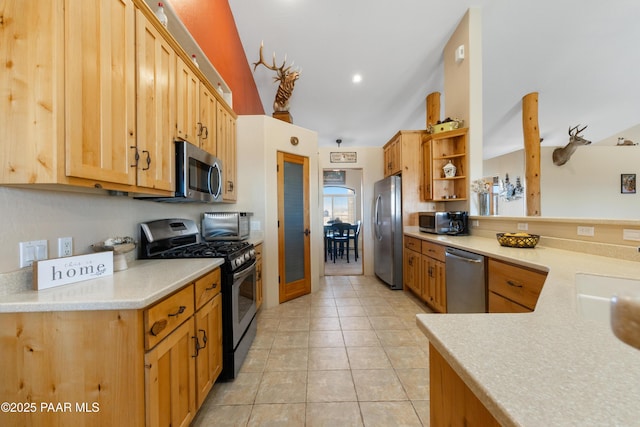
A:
[233,259,257,281]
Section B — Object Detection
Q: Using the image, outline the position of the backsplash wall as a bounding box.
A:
[0,187,213,274]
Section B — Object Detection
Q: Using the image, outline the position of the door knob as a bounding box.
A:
[303,229,311,236]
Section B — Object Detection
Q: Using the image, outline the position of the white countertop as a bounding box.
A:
[0,258,223,312]
[406,228,640,426]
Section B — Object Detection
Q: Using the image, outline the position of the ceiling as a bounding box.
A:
[228,0,640,159]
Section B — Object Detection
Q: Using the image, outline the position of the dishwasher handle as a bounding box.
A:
[445,248,483,263]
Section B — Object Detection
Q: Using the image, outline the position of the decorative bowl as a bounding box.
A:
[92,237,136,271]
[496,232,540,248]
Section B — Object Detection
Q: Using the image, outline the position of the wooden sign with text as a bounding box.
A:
[33,252,114,290]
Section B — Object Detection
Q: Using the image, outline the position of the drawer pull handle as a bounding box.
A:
[168,305,186,317]
[149,319,167,336]
[506,280,524,288]
[205,282,218,291]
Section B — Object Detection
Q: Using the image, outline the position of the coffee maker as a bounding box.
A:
[447,211,469,235]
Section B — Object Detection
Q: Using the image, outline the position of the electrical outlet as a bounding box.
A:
[623,229,640,241]
[577,226,595,237]
[58,237,73,257]
[19,240,48,268]
[517,223,528,231]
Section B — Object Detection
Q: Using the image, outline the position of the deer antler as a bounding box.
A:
[253,42,287,76]
[568,124,588,137]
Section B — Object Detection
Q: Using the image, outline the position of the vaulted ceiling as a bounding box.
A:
[229,0,640,159]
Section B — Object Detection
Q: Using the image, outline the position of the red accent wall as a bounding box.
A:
[171,0,264,115]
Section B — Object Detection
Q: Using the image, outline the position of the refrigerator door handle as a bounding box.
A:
[374,194,382,240]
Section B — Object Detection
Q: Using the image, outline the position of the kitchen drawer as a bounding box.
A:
[144,284,195,350]
[488,291,531,313]
[422,240,445,262]
[195,268,221,310]
[488,259,547,310]
[405,236,421,252]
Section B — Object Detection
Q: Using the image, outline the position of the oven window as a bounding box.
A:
[237,270,255,322]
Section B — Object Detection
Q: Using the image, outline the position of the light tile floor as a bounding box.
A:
[192,275,433,427]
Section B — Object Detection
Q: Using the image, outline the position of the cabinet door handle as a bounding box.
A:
[130,146,139,168]
[142,150,151,170]
[197,122,203,137]
[149,319,167,336]
[192,336,200,358]
[199,329,208,349]
[168,305,186,317]
[202,126,209,139]
[506,280,524,288]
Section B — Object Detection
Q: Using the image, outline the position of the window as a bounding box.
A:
[323,186,356,225]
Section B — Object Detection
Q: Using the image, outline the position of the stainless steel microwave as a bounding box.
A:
[419,211,469,235]
[141,141,223,203]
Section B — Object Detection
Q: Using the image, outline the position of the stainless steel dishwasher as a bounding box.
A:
[445,247,486,313]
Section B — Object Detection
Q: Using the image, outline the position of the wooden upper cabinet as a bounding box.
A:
[199,85,218,156]
[217,103,237,201]
[176,57,200,144]
[135,8,175,192]
[65,0,137,186]
[383,136,402,177]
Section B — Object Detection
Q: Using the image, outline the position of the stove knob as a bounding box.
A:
[244,253,250,262]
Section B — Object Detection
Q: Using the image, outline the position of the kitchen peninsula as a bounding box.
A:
[406,227,640,426]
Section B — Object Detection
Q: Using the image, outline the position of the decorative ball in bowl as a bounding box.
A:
[92,236,136,271]
[496,232,540,248]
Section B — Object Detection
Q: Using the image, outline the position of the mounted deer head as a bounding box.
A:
[552,125,591,166]
[253,42,301,113]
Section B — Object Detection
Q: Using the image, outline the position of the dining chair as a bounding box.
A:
[347,220,361,261]
[330,223,351,263]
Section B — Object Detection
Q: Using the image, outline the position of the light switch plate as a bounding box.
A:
[19,240,48,268]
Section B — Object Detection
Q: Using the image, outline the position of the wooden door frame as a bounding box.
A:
[277,151,311,303]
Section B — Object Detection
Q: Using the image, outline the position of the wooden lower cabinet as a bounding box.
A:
[403,246,422,296]
[194,293,223,408]
[488,259,547,313]
[0,268,222,427]
[422,255,446,313]
[404,236,447,312]
[430,343,500,426]
[145,317,197,427]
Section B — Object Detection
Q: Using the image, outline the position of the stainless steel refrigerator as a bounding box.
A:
[373,175,403,290]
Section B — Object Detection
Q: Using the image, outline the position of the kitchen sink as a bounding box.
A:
[575,273,640,324]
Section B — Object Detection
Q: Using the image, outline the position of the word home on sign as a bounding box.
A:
[33,252,114,290]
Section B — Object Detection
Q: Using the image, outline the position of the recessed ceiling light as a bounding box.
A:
[352,74,362,84]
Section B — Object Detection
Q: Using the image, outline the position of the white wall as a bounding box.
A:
[0,187,211,274]
[318,147,384,277]
[236,115,320,309]
[484,146,640,219]
[541,146,640,219]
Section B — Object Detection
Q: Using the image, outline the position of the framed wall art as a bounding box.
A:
[621,173,636,194]
[330,152,357,163]
[323,170,346,185]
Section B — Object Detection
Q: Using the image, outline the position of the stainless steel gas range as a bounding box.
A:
[139,218,256,380]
